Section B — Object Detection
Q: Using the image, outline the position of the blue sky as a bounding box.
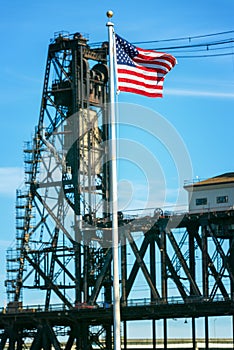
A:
[0,0,233,336]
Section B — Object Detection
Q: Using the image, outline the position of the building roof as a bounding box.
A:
[184,172,234,189]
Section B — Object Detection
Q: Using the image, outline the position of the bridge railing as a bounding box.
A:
[0,293,230,314]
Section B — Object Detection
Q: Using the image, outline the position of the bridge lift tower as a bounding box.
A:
[4,31,114,348]
[1,31,234,350]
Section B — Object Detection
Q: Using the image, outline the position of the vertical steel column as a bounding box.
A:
[230,237,234,300]
[232,315,234,349]
[72,42,82,307]
[192,317,196,350]
[205,316,209,349]
[121,230,127,306]
[150,235,156,302]
[83,244,89,302]
[8,328,15,350]
[161,229,167,350]
[123,321,127,350]
[161,229,167,301]
[188,226,196,289]
[105,324,112,350]
[104,255,113,350]
[74,220,82,304]
[76,325,82,350]
[103,248,113,349]
[42,325,50,350]
[189,225,197,350]
[16,336,23,350]
[152,319,156,350]
[202,226,209,349]
[71,43,81,216]
[150,232,156,350]
[163,319,167,350]
[102,105,110,218]
[82,323,89,350]
[202,226,208,298]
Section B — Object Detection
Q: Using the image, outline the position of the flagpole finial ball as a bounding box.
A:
[106,10,114,18]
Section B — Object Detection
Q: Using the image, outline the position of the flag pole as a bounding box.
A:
[106,10,121,350]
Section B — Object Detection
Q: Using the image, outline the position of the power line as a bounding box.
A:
[90,30,234,59]
[149,39,234,52]
[154,40,234,58]
[132,30,234,45]
[177,52,234,59]
[173,44,234,54]
[90,30,234,47]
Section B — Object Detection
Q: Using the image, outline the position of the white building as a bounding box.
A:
[184,172,234,214]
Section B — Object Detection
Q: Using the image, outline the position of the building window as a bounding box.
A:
[216,196,228,204]
[196,198,207,206]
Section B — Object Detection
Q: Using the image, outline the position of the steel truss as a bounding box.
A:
[1,32,234,349]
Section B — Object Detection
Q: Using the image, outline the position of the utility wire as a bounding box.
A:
[90,30,234,59]
[156,41,234,58]
[173,45,234,54]
[90,30,234,47]
[133,30,234,45]
[149,39,234,51]
[177,52,234,58]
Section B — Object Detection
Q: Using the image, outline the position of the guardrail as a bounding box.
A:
[1,294,231,314]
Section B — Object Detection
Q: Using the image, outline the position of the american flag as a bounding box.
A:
[115,34,177,98]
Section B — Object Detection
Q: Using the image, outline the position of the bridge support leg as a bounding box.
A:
[192,317,196,350]
[152,319,156,350]
[163,318,167,350]
[205,316,209,349]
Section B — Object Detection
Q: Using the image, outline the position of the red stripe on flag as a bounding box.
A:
[118,77,164,90]
[137,48,177,67]
[134,58,173,72]
[117,68,164,82]
[118,86,163,98]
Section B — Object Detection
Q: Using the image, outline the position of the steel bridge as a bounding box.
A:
[0,31,234,349]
